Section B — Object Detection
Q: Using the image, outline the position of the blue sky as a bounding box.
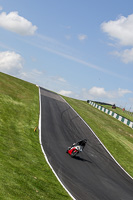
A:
[0,0,133,111]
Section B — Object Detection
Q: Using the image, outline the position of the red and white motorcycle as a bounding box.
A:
[66,139,87,157]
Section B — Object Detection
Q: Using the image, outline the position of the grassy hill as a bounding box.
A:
[0,72,71,200]
[96,103,133,122]
[0,72,133,200]
[62,96,133,178]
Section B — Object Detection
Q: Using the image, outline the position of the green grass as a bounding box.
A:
[96,103,133,122]
[0,72,71,200]
[1,72,133,200]
[62,96,133,178]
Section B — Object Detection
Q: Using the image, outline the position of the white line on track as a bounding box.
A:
[38,86,132,200]
[61,96,133,181]
[38,87,76,200]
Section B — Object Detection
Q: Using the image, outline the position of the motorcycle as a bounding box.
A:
[66,139,87,157]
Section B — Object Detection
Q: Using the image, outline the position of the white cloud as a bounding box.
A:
[101,14,133,63]
[88,87,106,97]
[19,68,68,93]
[0,51,23,74]
[19,69,43,85]
[25,33,131,80]
[81,87,132,100]
[78,34,88,41]
[112,48,133,63]
[101,14,133,46]
[57,77,66,82]
[58,90,72,96]
[32,69,42,75]
[50,76,66,83]
[0,11,37,35]
[65,35,71,40]
[117,88,132,97]
[58,77,66,83]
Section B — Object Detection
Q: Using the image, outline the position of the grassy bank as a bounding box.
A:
[63,96,133,178]
[96,103,133,122]
[1,72,132,200]
[0,72,71,200]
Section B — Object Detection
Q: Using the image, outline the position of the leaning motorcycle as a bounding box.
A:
[66,139,87,157]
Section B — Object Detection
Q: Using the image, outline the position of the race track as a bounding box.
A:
[40,87,133,200]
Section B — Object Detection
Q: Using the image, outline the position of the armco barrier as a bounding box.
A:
[88,101,133,129]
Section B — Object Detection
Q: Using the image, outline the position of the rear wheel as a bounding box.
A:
[66,147,71,153]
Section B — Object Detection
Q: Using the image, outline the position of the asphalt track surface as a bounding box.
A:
[40,88,133,200]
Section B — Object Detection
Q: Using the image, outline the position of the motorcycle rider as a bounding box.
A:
[71,139,87,150]
[66,139,87,156]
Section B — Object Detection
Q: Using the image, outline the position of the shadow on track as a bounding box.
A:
[73,156,92,163]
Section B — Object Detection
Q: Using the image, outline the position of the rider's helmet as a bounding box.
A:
[82,139,87,145]
[78,139,87,146]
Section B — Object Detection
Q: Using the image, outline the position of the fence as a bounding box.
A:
[88,101,133,129]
